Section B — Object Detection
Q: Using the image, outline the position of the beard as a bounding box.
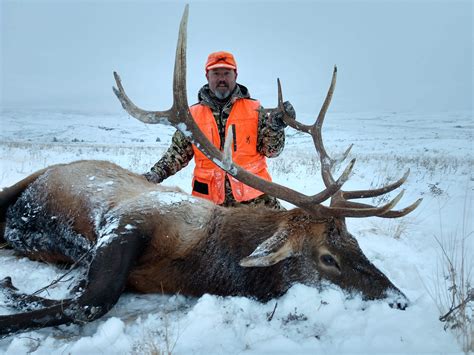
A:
[214,88,231,99]
[212,80,234,100]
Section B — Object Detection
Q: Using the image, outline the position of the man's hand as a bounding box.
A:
[268,101,296,131]
[143,170,165,184]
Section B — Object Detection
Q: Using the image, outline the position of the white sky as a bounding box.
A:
[1,0,472,116]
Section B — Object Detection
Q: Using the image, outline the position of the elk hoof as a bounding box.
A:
[389,297,409,310]
[390,301,407,310]
[385,288,409,310]
[0,276,17,291]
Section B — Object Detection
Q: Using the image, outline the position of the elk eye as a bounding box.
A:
[320,254,338,268]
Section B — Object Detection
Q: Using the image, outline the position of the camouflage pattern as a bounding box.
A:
[148,83,287,209]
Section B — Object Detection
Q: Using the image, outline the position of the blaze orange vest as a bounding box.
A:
[190,99,272,204]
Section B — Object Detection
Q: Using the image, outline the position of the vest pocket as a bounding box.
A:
[192,169,225,204]
[193,179,209,195]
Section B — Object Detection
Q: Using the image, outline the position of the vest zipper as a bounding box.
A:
[231,124,237,151]
[218,107,225,150]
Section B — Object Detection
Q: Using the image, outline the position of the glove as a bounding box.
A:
[268,101,295,131]
[143,170,165,184]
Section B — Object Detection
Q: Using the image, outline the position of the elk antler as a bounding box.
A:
[113,5,421,219]
[262,69,422,218]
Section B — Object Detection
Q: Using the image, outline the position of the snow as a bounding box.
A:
[96,212,120,248]
[0,109,472,354]
[147,190,198,206]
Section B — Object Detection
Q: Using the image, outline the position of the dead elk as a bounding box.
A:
[0,6,420,336]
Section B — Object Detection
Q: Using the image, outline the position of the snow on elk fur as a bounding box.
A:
[0,5,421,335]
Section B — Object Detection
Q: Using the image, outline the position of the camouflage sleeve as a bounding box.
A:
[256,107,286,158]
[150,130,194,180]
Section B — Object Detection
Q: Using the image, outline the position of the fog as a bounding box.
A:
[1,0,472,117]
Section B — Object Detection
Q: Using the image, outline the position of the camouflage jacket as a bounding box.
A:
[150,83,285,207]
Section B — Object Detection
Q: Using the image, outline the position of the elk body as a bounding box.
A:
[0,6,420,336]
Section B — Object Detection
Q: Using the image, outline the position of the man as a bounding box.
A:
[144,51,295,209]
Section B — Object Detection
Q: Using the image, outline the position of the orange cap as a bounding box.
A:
[205,51,237,73]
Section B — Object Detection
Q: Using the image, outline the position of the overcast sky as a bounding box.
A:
[1,0,472,117]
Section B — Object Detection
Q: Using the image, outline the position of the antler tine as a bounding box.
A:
[333,144,353,167]
[112,5,225,164]
[311,66,338,187]
[327,189,406,218]
[113,72,173,125]
[173,4,189,114]
[342,169,411,200]
[307,158,355,207]
[380,198,423,218]
[112,5,191,127]
[166,6,250,167]
[265,69,341,187]
[315,66,337,128]
[272,67,340,188]
[333,196,423,218]
[276,79,312,133]
[222,127,234,172]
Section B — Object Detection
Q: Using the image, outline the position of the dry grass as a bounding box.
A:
[132,322,178,355]
[131,294,182,355]
[427,202,473,354]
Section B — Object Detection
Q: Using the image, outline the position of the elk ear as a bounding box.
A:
[239,230,295,267]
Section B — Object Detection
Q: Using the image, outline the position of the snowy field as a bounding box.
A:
[0,109,472,354]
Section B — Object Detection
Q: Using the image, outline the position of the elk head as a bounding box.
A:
[234,211,407,305]
[113,5,421,307]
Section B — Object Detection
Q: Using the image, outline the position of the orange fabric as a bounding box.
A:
[205,51,237,72]
[190,99,272,204]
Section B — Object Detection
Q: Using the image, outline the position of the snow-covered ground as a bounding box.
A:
[0,109,472,354]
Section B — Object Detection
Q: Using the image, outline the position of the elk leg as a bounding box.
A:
[71,229,150,323]
[0,276,58,310]
[0,277,86,312]
[0,227,149,336]
[5,194,93,265]
[0,167,55,244]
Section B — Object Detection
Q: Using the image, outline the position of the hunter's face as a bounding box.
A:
[206,68,237,99]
